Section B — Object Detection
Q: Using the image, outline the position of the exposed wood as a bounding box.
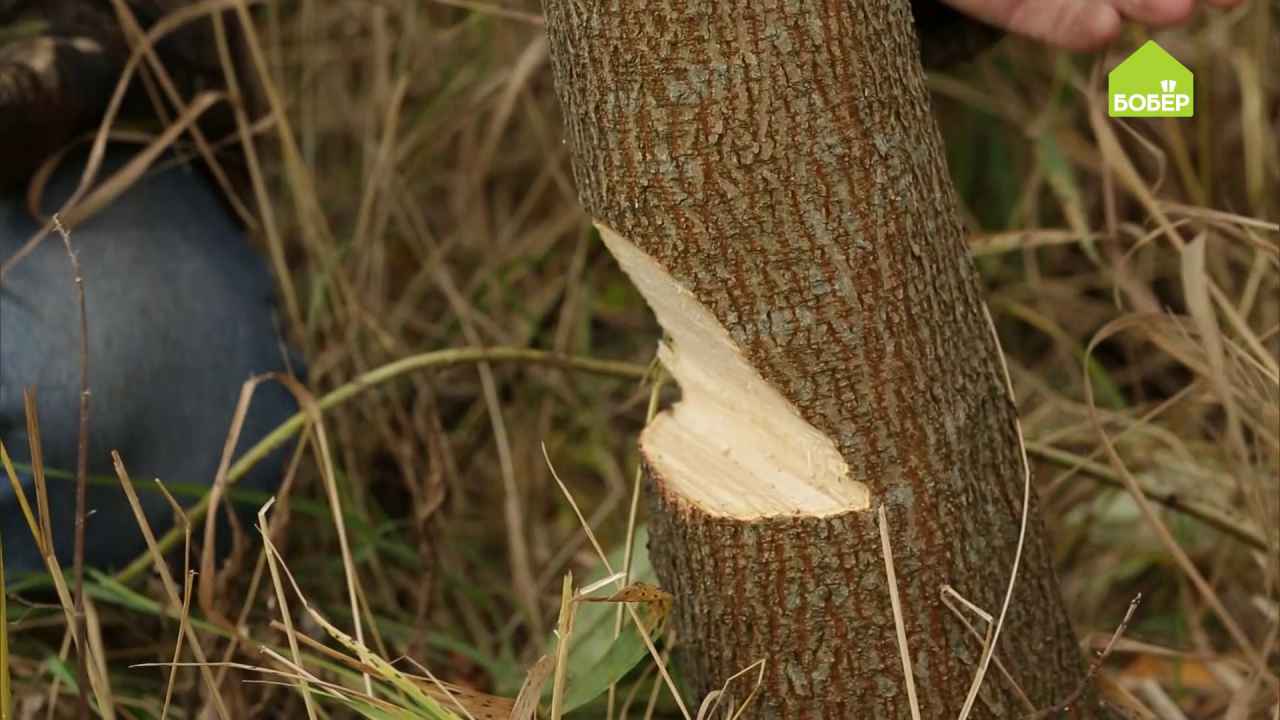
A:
[543,0,1099,717]
[600,223,865,518]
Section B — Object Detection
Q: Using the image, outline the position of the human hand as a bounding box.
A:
[941,0,1244,51]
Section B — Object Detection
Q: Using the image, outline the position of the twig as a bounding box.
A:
[1029,594,1141,719]
[51,215,91,720]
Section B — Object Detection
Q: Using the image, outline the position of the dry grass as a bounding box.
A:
[930,6,1278,715]
[1,0,1276,717]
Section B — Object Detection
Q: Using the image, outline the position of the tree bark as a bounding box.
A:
[542,1,1097,717]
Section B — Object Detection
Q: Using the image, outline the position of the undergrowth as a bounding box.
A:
[0,1,1275,717]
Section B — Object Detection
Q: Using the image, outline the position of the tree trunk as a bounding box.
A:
[542,1,1097,717]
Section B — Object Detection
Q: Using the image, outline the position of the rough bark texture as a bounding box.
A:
[542,0,1097,717]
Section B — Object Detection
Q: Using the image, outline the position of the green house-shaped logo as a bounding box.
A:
[1108,41,1193,118]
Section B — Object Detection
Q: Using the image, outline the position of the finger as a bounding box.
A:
[1109,0,1196,26]
[941,0,1123,51]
